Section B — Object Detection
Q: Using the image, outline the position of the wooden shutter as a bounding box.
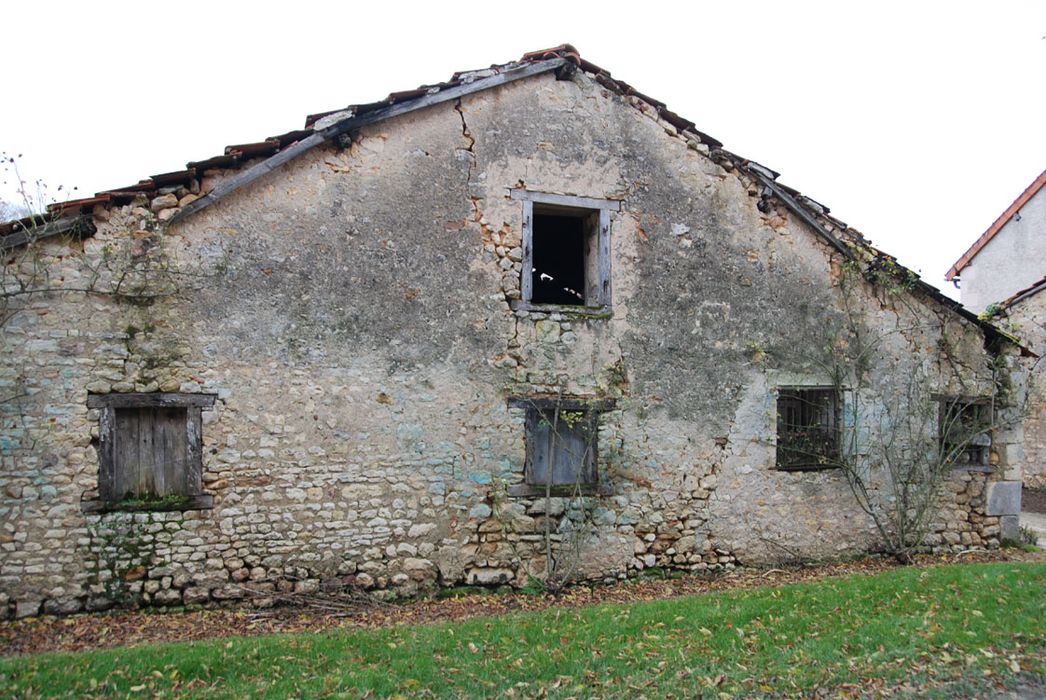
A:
[526,409,596,486]
[108,407,189,500]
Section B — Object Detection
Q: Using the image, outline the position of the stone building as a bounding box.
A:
[946,171,1045,489]
[0,46,1028,617]
[997,278,1046,488]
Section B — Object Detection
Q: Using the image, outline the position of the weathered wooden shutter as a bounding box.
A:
[109,407,189,500]
[526,410,595,486]
[89,393,215,506]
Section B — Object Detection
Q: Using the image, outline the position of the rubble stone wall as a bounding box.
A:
[1005,290,1046,489]
[0,71,1020,618]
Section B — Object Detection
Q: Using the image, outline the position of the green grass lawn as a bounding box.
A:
[2,562,1043,698]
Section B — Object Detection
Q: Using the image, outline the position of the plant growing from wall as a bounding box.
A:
[1,154,226,334]
[522,395,604,593]
[792,259,1021,564]
[1,212,206,329]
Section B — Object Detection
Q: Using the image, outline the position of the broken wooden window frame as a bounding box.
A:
[775,387,840,471]
[82,393,217,513]
[508,190,618,316]
[506,396,615,497]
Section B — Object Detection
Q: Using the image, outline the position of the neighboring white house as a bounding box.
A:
[946,169,1046,314]
[947,171,1046,491]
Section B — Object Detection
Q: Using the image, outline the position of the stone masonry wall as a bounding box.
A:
[1004,290,1046,488]
[0,70,1019,618]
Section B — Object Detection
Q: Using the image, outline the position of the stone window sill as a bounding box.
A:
[776,465,839,473]
[507,483,612,498]
[509,301,612,318]
[81,494,214,514]
[951,464,994,473]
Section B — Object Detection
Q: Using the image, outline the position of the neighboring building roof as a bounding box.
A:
[945,168,1046,281]
[999,273,1046,311]
[0,44,1027,353]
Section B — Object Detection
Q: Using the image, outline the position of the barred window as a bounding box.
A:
[776,388,839,470]
[939,398,992,468]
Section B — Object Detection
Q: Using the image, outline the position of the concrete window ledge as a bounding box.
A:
[80,494,214,514]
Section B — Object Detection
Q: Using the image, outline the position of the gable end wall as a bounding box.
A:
[0,71,1020,617]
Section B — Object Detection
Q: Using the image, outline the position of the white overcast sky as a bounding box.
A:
[3,1,1044,299]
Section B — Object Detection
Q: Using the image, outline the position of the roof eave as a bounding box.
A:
[945,168,1046,281]
[170,58,567,226]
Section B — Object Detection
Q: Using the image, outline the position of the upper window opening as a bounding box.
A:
[776,387,839,471]
[531,211,589,305]
[509,190,618,313]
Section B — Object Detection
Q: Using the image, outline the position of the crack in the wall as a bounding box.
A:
[454,99,529,376]
[454,100,481,225]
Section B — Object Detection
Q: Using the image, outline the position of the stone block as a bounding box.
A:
[985,481,1021,516]
[293,579,319,594]
[407,523,436,538]
[150,193,178,212]
[403,558,433,572]
[183,587,210,604]
[527,498,566,517]
[999,515,1020,543]
[43,597,83,615]
[15,600,41,618]
[469,503,492,519]
[154,589,183,605]
[466,567,513,585]
[212,585,246,600]
[75,594,105,611]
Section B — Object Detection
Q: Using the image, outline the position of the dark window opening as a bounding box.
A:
[511,190,617,312]
[531,213,588,306]
[776,388,839,470]
[939,399,992,467]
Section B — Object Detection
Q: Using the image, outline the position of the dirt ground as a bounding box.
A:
[2,549,1041,658]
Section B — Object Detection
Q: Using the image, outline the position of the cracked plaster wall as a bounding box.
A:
[0,71,1018,617]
